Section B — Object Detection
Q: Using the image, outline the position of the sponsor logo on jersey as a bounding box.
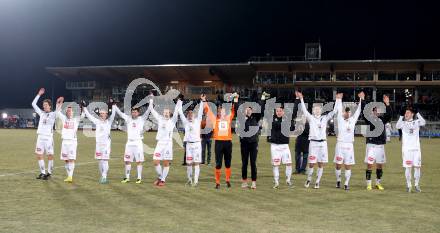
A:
[64,121,75,129]
[406,160,413,165]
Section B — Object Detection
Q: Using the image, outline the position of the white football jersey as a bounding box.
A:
[114,105,150,141]
[179,103,203,142]
[83,106,116,143]
[56,111,80,140]
[396,113,426,150]
[300,99,337,141]
[150,103,180,142]
[32,95,56,137]
[335,99,362,143]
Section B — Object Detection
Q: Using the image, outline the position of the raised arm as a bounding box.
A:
[352,92,364,121]
[296,91,312,120]
[177,101,188,126]
[108,105,117,123]
[31,88,45,115]
[171,100,182,125]
[55,97,66,122]
[335,93,343,121]
[325,98,339,122]
[141,103,152,121]
[196,101,204,122]
[416,112,426,126]
[204,101,216,121]
[382,95,393,124]
[396,115,404,129]
[83,106,99,125]
[149,99,161,121]
[113,104,129,121]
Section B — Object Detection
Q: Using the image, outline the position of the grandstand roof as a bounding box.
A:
[46,59,440,84]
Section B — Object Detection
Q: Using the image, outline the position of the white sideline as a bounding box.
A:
[0,159,117,178]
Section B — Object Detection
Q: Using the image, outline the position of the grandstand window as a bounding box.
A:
[354,72,374,81]
[397,71,417,81]
[255,72,291,84]
[378,71,397,81]
[66,81,96,90]
[296,72,331,81]
[188,86,215,94]
[421,72,433,81]
[433,71,440,81]
[336,72,354,81]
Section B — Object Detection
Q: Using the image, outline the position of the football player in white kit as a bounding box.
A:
[297,91,338,189]
[55,97,82,183]
[83,102,116,184]
[114,104,151,184]
[178,94,205,187]
[334,92,364,190]
[32,88,56,180]
[150,98,181,187]
[396,109,426,192]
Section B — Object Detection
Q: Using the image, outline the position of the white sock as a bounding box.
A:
[38,160,46,174]
[286,165,292,182]
[186,165,193,180]
[344,170,351,186]
[194,165,200,184]
[155,164,162,179]
[405,167,412,188]
[414,167,421,187]
[48,159,54,174]
[102,160,109,179]
[367,179,372,186]
[64,163,69,176]
[125,164,131,179]
[307,167,314,182]
[161,166,170,182]
[335,169,342,182]
[316,167,323,184]
[98,160,103,176]
[273,166,280,184]
[68,162,75,177]
[137,164,143,179]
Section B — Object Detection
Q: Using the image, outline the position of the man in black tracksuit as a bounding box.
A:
[239,107,261,189]
[291,98,310,174]
[363,95,393,190]
[267,105,295,188]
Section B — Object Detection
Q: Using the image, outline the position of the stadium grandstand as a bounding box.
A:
[42,56,440,137]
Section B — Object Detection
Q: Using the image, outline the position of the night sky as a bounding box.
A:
[1,0,439,108]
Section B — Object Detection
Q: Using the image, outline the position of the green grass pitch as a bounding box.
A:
[0,129,439,233]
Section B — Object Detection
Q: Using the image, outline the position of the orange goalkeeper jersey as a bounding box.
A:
[205,103,235,141]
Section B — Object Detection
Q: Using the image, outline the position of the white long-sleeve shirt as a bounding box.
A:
[335,98,362,143]
[150,101,180,142]
[32,95,56,137]
[300,98,337,141]
[396,113,426,150]
[56,110,81,141]
[83,106,116,143]
[178,102,204,142]
[114,105,150,141]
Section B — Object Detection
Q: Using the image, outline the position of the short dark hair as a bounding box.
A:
[345,107,351,112]
[43,99,52,107]
[406,108,415,114]
[131,107,140,112]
